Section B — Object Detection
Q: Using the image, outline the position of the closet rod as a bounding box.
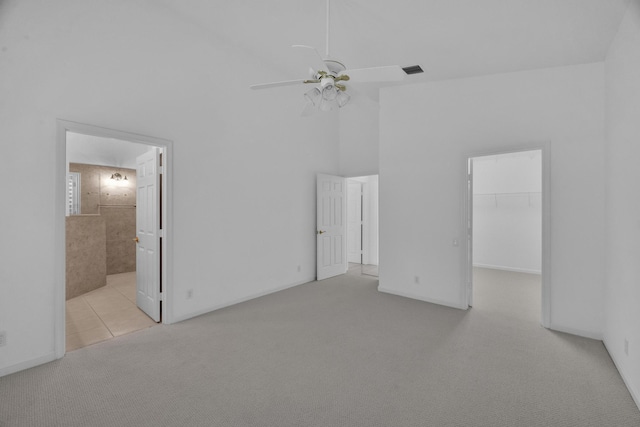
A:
[474,192,541,207]
[474,191,541,196]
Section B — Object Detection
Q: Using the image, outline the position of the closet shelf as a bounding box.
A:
[473,192,541,207]
[474,191,541,196]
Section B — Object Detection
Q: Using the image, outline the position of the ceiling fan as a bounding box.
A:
[249,0,421,114]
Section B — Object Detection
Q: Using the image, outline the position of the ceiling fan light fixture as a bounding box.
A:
[322,86,338,101]
[336,90,350,108]
[319,97,334,112]
[321,76,335,88]
[304,87,322,106]
[250,0,409,114]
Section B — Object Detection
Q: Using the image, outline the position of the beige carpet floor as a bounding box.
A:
[0,268,638,426]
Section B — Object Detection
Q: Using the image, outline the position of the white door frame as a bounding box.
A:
[360,180,371,266]
[462,143,550,328]
[347,179,364,265]
[55,120,174,359]
[345,175,378,267]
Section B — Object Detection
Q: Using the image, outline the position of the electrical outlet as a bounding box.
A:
[0,331,6,347]
[624,339,629,356]
[186,289,193,299]
[414,276,420,284]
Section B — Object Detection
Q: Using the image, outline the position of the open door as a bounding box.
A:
[317,174,347,280]
[135,148,161,322]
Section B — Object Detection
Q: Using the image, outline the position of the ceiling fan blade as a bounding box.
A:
[292,45,327,73]
[249,79,308,90]
[347,85,380,109]
[342,65,406,83]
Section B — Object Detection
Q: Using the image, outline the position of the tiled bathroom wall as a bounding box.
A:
[67,164,137,299]
[102,205,136,274]
[66,215,107,299]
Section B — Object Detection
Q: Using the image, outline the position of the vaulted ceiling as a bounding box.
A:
[158,0,629,85]
[59,1,631,161]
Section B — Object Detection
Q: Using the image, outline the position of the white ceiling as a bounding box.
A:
[158,0,629,84]
[63,1,630,160]
[66,132,151,169]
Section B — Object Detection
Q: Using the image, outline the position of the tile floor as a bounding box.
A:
[66,272,157,352]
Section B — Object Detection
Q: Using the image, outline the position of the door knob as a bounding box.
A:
[317,230,326,235]
[133,237,139,243]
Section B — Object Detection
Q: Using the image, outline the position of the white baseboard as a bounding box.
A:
[0,352,58,378]
[603,339,640,411]
[548,322,603,341]
[473,263,541,275]
[171,276,316,324]
[377,286,468,310]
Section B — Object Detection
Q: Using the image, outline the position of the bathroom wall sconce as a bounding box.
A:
[110,172,128,181]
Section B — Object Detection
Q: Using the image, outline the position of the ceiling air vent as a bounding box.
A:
[402,65,424,75]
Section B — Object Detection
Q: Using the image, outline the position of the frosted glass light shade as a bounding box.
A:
[336,91,350,108]
[304,88,321,106]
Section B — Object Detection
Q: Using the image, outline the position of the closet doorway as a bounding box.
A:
[346,175,379,277]
[466,148,549,326]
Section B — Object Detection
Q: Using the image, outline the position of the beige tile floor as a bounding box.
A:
[66,272,157,352]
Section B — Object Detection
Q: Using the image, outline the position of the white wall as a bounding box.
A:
[604,0,640,408]
[473,151,542,274]
[0,0,338,375]
[339,102,380,176]
[379,63,606,337]
[339,95,380,265]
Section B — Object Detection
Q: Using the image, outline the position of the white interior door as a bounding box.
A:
[317,174,347,280]
[347,181,363,264]
[136,148,161,322]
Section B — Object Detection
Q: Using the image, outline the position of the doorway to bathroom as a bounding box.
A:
[56,121,173,354]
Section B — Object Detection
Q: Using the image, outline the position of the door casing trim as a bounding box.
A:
[462,142,550,328]
[55,120,174,359]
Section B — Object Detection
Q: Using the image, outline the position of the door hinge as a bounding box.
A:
[158,292,163,301]
[158,166,164,174]
[158,229,164,238]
